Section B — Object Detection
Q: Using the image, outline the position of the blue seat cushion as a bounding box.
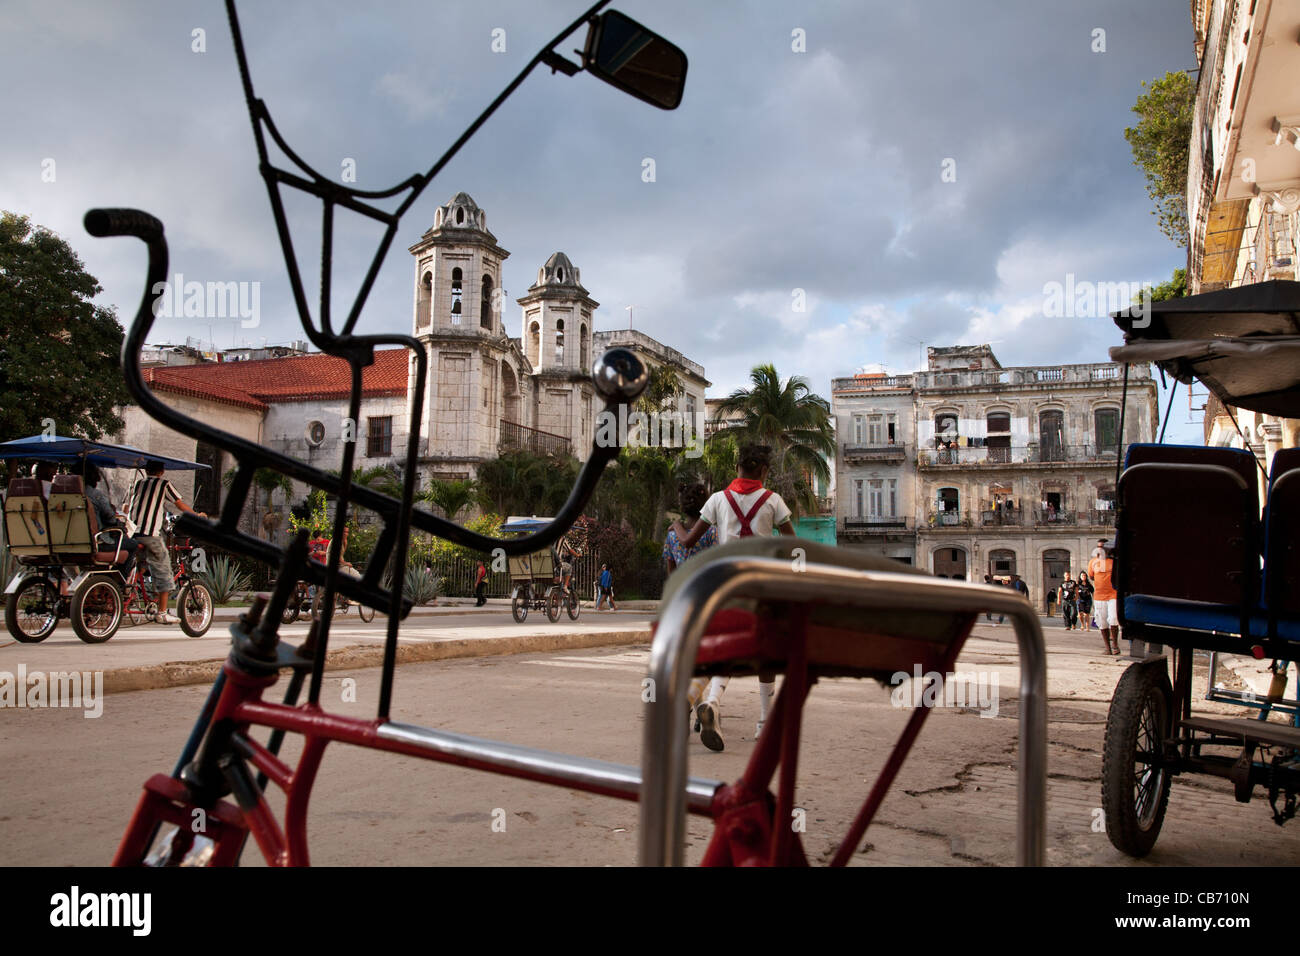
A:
[1125,595,1300,642]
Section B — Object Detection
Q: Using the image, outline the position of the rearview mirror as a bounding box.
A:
[583,10,687,110]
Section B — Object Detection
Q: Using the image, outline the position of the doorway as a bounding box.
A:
[1043,548,1070,613]
[933,547,967,580]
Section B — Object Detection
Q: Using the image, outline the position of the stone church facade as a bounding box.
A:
[117,191,707,510]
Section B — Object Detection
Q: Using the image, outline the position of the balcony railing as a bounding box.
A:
[980,510,1023,527]
[499,420,571,458]
[841,516,912,534]
[925,509,970,529]
[842,441,907,462]
[918,444,1119,467]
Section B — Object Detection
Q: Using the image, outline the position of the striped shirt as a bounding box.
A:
[129,476,180,536]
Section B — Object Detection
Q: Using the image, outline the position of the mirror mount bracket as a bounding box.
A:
[540,49,583,77]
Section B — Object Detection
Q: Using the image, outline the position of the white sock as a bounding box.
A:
[705,676,729,705]
[759,678,775,722]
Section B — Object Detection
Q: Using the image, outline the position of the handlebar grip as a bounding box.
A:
[84,208,164,242]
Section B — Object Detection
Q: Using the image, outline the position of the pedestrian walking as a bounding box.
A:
[596,563,618,611]
[1088,542,1122,655]
[1060,576,1078,630]
[474,560,488,607]
[672,445,796,751]
[662,481,718,728]
[1077,571,1095,633]
[983,574,1004,625]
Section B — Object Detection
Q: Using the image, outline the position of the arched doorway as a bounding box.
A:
[988,548,1016,583]
[933,547,967,580]
[501,362,519,424]
[1043,548,1070,613]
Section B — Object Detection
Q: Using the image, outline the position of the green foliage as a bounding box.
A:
[402,565,438,606]
[345,524,378,569]
[427,512,504,563]
[1124,72,1194,248]
[0,211,131,440]
[709,363,835,517]
[200,555,252,604]
[475,451,581,516]
[349,465,404,498]
[637,363,683,413]
[288,489,330,537]
[1144,267,1186,303]
[421,478,478,521]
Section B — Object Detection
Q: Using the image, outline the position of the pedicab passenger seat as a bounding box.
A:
[1118,444,1267,641]
[1263,448,1300,643]
[3,477,54,564]
[46,474,130,567]
[657,537,973,680]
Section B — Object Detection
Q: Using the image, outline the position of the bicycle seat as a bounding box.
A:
[656,537,972,680]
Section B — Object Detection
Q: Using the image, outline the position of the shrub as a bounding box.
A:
[201,555,252,605]
[403,566,438,606]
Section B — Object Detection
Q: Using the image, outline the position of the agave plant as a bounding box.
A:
[201,555,252,605]
[403,565,438,606]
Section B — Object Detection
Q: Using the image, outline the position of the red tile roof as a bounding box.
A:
[144,349,409,410]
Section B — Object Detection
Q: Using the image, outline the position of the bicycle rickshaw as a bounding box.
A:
[503,517,583,623]
[103,0,1047,868]
[1103,279,1300,856]
[1,436,213,643]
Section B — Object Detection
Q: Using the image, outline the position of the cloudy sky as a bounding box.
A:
[2,0,1200,441]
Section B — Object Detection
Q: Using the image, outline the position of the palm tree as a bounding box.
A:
[347,464,404,499]
[711,364,835,516]
[420,478,478,521]
[223,467,294,539]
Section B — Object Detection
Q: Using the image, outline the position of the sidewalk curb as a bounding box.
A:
[100,627,652,696]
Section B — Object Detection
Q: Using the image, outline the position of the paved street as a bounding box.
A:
[3,617,1298,867]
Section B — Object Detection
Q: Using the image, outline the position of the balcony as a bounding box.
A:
[979,509,1023,528]
[841,516,913,537]
[499,420,571,458]
[918,444,1120,468]
[925,509,970,529]
[914,362,1148,391]
[842,441,907,464]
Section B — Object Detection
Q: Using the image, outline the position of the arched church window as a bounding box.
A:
[455,207,465,226]
[529,321,540,365]
[450,268,462,324]
[481,275,493,331]
[580,323,589,371]
[417,272,432,328]
[555,319,565,365]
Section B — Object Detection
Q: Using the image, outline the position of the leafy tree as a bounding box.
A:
[710,363,835,516]
[1124,72,1195,248]
[0,211,130,439]
[1146,267,1186,302]
[420,478,478,521]
[637,363,683,413]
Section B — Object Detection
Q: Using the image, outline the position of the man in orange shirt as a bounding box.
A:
[1088,538,1120,655]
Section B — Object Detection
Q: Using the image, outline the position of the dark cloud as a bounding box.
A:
[2,0,1192,415]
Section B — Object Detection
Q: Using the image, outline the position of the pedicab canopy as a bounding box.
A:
[500,517,552,534]
[1109,279,1300,418]
[0,434,209,470]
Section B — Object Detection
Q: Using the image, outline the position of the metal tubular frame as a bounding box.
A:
[639,558,1047,866]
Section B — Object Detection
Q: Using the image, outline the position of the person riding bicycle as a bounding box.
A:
[127,460,205,625]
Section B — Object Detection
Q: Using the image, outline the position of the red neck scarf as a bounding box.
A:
[727,478,764,495]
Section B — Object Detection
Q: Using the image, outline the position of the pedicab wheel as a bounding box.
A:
[4,577,60,642]
[566,589,580,621]
[358,602,375,623]
[176,582,214,637]
[71,577,124,644]
[311,588,323,623]
[511,588,528,623]
[545,587,562,623]
[1102,662,1174,857]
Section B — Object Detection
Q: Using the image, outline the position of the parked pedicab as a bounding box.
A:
[1103,280,1300,856]
[101,0,1047,868]
[1,437,213,642]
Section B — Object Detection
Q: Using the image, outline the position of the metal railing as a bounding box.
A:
[499,419,571,458]
[842,441,907,460]
[980,510,1023,527]
[842,516,912,532]
[919,444,1120,466]
[926,509,968,528]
